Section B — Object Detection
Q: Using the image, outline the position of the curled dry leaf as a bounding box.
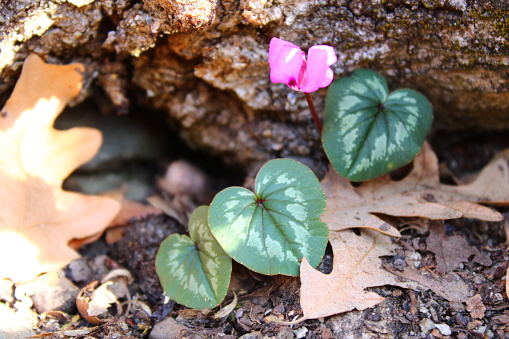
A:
[76,281,103,325]
[0,54,120,282]
[76,269,132,325]
[213,290,238,319]
[321,142,506,238]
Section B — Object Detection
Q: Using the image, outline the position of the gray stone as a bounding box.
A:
[68,258,94,284]
[149,316,191,339]
[30,271,80,314]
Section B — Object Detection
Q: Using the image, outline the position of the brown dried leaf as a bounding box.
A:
[0,54,120,282]
[386,266,472,304]
[321,143,505,237]
[103,189,162,227]
[426,221,492,275]
[466,294,486,319]
[297,229,420,321]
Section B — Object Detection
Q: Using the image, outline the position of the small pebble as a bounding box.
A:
[405,251,422,268]
[435,323,451,336]
[294,327,308,339]
[31,271,79,314]
[238,332,262,339]
[68,258,94,283]
[475,325,487,335]
[277,327,294,339]
[393,258,407,270]
[419,318,435,334]
[149,317,191,339]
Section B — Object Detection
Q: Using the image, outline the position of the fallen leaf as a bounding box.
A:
[0,54,120,282]
[109,199,161,227]
[103,190,162,244]
[385,266,472,304]
[426,220,492,275]
[321,142,505,237]
[466,294,486,319]
[147,194,187,225]
[297,229,420,322]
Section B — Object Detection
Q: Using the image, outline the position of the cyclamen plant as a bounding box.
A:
[270,37,432,182]
[156,37,433,310]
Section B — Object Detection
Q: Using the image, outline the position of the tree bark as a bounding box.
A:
[1,0,508,170]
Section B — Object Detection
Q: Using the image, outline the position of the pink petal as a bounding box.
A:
[299,45,337,93]
[269,38,294,64]
[269,38,305,86]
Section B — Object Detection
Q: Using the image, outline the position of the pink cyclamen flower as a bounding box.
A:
[269,37,337,93]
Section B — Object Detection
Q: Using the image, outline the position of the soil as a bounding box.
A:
[1,129,509,338]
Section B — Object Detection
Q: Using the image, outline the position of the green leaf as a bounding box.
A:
[155,206,232,309]
[208,159,328,276]
[322,69,433,181]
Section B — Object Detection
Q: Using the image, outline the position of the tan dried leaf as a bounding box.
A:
[321,143,505,237]
[0,54,120,282]
[298,229,420,321]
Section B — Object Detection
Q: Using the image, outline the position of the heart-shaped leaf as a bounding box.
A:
[322,69,433,181]
[208,159,328,276]
[155,206,232,309]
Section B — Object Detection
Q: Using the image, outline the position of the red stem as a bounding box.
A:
[305,92,322,134]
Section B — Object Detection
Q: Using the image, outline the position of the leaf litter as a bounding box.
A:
[321,142,506,238]
[293,142,509,323]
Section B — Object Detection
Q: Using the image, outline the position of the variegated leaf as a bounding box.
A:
[155,206,232,309]
[322,69,433,181]
[208,159,328,276]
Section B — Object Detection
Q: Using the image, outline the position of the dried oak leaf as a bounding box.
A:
[297,229,420,321]
[385,265,472,304]
[0,54,120,282]
[321,142,505,237]
[426,220,491,275]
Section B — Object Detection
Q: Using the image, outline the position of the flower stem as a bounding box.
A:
[305,92,322,134]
